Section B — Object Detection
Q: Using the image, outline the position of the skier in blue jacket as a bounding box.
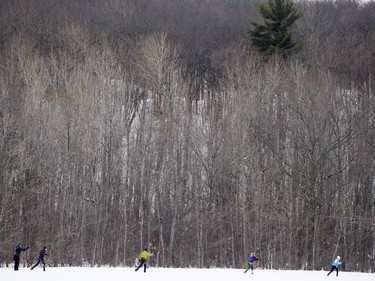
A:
[13,244,29,271]
[327,256,341,276]
[244,252,259,274]
[30,247,48,271]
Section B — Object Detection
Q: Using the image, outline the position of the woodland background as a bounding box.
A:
[0,0,374,272]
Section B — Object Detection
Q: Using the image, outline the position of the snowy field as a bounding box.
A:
[1,267,374,281]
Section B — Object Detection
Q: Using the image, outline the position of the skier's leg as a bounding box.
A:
[31,260,40,270]
[135,259,144,271]
[135,260,140,271]
[335,266,338,276]
[327,266,334,276]
[244,262,251,273]
[14,255,20,271]
[42,260,46,271]
[143,261,147,272]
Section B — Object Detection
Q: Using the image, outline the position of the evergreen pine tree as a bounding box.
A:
[248,0,302,60]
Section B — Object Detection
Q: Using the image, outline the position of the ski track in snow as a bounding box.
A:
[1,267,374,281]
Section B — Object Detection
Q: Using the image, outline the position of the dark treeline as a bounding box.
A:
[0,0,374,272]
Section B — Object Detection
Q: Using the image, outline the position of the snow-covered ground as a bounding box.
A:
[1,267,374,281]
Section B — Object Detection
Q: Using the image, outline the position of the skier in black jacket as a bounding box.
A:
[13,244,29,271]
[31,247,48,271]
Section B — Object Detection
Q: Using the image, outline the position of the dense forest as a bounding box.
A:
[0,0,374,272]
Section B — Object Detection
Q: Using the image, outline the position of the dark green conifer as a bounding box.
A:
[248,0,302,60]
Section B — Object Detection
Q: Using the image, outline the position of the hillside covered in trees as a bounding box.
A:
[0,0,374,272]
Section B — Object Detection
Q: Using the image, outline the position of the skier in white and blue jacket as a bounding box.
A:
[327,256,341,276]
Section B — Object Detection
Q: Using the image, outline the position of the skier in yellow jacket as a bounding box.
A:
[135,248,154,272]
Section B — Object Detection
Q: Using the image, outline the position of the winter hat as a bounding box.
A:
[337,256,340,260]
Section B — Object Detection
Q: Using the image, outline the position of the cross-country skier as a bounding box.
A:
[13,244,29,271]
[327,256,341,276]
[244,252,259,274]
[30,247,48,271]
[135,248,154,273]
